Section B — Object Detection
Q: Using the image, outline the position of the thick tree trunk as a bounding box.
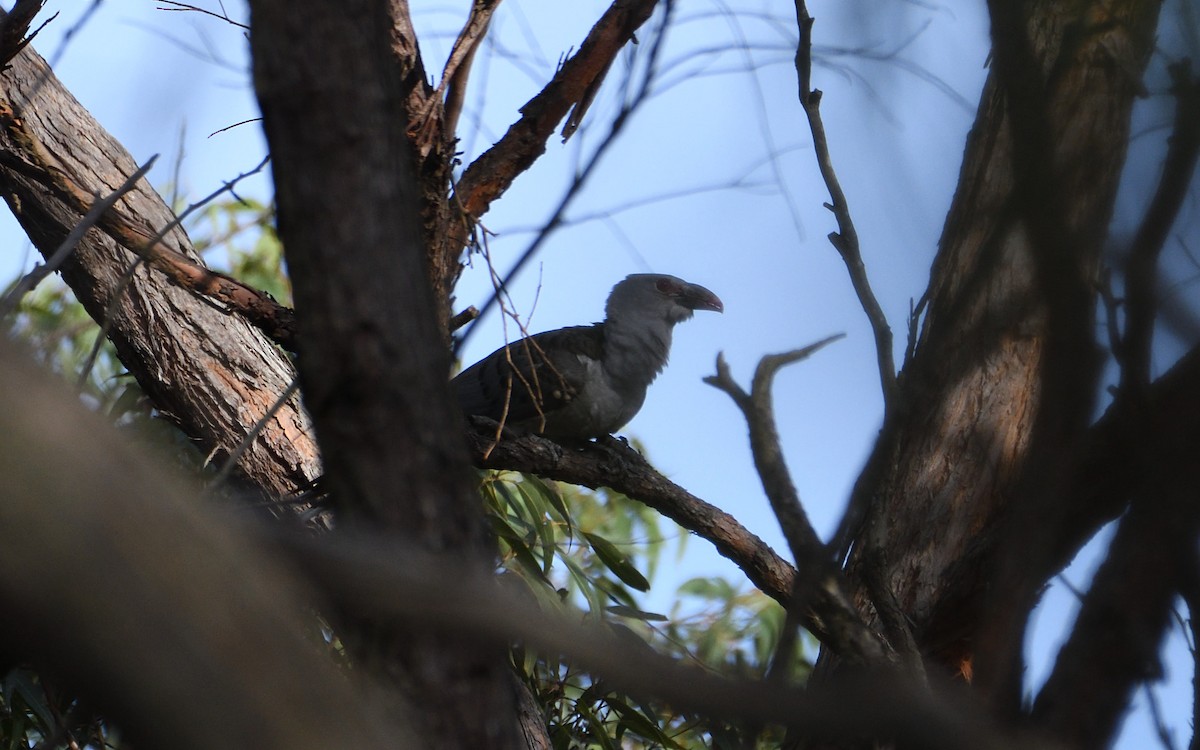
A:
[0,31,317,497]
[843,0,1162,701]
[248,0,520,746]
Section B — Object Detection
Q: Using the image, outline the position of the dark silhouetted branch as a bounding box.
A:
[1032,456,1200,748]
[466,422,888,664]
[454,0,660,219]
[792,1,896,411]
[1119,61,1200,394]
[282,529,1030,750]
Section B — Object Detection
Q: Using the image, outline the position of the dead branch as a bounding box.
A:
[792,1,897,411]
[703,336,897,673]
[454,0,660,218]
[703,338,842,566]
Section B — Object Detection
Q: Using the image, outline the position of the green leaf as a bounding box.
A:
[584,532,650,592]
[525,474,573,535]
[605,604,668,622]
[609,697,684,749]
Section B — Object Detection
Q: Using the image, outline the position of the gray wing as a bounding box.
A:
[452,324,606,428]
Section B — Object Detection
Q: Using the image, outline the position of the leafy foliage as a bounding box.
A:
[481,471,809,748]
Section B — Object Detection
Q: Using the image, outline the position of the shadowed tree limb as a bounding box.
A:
[250,0,520,745]
[1031,455,1200,748]
[454,0,660,219]
[0,340,408,750]
[465,419,888,665]
[281,530,1039,750]
[1118,60,1200,395]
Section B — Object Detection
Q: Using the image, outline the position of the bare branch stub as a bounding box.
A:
[0,1,50,69]
[704,336,843,566]
[454,0,659,219]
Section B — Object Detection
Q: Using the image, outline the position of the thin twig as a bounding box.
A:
[155,0,249,30]
[792,1,897,412]
[0,155,157,319]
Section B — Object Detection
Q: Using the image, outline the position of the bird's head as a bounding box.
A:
[606,274,724,325]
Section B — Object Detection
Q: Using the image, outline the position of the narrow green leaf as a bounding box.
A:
[584,532,650,592]
[605,604,668,622]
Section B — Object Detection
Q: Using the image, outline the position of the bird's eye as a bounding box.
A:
[655,278,679,296]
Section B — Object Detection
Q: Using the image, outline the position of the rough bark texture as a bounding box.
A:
[0,32,317,497]
[843,0,1163,692]
[248,1,519,747]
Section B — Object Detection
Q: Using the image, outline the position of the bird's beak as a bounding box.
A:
[684,283,724,313]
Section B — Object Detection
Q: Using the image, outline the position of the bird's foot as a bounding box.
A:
[594,433,640,460]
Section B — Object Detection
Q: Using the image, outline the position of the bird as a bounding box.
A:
[452,274,723,441]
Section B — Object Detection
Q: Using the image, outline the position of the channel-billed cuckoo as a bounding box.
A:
[453,274,723,440]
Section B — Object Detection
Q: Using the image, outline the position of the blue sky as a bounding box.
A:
[2,2,1195,747]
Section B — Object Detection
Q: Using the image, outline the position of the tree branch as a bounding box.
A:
[0,154,156,319]
[703,339,841,560]
[792,1,896,411]
[1031,457,1200,748]
[0,32,316,496]
[465,424,888,664]
[1119,60,1200,394]
[454,0,660,218]
[0,105,298,349]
